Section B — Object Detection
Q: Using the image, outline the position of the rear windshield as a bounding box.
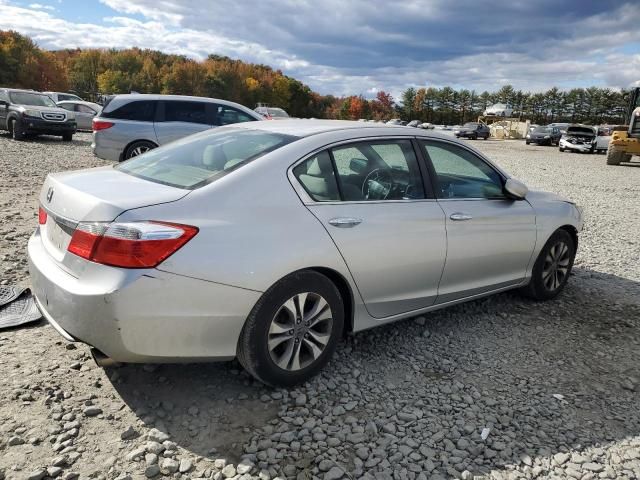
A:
[9,92,56,107]
[116,128,298,189]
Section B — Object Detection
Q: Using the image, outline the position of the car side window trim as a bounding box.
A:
[288,136,437,204]
[418,138,508,201]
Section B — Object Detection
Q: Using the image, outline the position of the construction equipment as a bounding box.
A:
[606,87,640,165]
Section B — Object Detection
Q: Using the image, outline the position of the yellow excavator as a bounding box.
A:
[607,86,640,165]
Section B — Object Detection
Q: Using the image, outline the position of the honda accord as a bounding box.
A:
[29,121,583,386]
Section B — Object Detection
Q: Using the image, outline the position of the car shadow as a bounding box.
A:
[0,131,92,147]
[105,267,640,476]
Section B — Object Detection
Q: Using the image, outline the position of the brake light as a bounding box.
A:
[92,119,114,132]
[67,221,198,268]
[38,207,48,225]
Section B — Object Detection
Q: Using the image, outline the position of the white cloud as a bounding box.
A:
[1,0,639,96]
[28,3,54,10]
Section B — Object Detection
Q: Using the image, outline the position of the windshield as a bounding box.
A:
[9,92,57,107]
[117,128,298,189]
[533,127,551,133]
[268,108,289,118]
[463,123,478,128]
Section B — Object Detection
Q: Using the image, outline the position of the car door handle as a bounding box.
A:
[450,212,473,221]
[328,217,363,228]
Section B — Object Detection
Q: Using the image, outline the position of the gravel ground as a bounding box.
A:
[1,131,639,480]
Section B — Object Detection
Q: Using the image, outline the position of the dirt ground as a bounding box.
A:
[0,131,639,480]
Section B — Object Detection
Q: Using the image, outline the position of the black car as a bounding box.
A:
[0,89,76,141]
[526,126,561,146]
[454,122,490,140]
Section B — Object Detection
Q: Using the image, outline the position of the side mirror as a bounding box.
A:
[504,178,528,200]
[0,100,7,108]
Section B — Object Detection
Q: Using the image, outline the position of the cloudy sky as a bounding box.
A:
[1,0,640,98]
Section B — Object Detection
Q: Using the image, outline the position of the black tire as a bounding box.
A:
[237,270,344,387]
[9,118,25,141]
[520,229,575,301]
[62,132,73,142]
[559,147,564,152]
[606,147,630,165]
[123,140,157,160]
[526,141,530,145]
[471,134,477,140]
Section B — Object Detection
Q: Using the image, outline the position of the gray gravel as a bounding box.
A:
[1,131,639,480]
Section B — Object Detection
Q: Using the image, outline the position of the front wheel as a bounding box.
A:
[606,147,630,165]
[520,229,575,301]
[62,132,73,142]
[559,146,564,152]
[9,119,25,141]
[237,271,344,387]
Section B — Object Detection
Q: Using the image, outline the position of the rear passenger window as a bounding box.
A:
[214,105,256,126]
[293,151,340,202]
[164,101,207,124]
[102,101,155,121]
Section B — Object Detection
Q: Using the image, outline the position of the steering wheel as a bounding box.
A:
[362,168,394,200]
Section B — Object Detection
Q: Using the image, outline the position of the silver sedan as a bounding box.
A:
[57,100,102,130]
[28,121,583,386]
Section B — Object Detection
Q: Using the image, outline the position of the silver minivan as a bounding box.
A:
[91,94,263,161]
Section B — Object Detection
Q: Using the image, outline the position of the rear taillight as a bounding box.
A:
[38,206,48,225]
[67,221,198,268]
[92,119,114,132]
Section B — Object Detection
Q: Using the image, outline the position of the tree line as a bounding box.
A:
[0,30,633,125]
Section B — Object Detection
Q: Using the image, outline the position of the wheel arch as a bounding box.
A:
[558,224,578,251]
[307,266,355,337]
[121,138,158,161]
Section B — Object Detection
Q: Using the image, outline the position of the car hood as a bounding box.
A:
[526,190,574,205]
[15,104,69,114]
[566,127,595,138]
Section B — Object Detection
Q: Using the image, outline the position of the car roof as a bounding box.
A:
[111,93,246,104]
[57,100,100,106]
[2,88,47,94]
[230,119,458,139]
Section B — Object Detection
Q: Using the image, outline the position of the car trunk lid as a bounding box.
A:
[39,166,189,269]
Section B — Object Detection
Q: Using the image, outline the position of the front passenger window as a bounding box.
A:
[421,141,505,199]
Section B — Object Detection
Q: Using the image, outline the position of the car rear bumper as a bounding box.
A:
[28,229,261,363]
[91,132,123,162]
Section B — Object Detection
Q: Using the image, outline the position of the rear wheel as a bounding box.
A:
[520,229,575,301]
[237,270,344,387]
[9,119,25,141]
[123,140,157,160]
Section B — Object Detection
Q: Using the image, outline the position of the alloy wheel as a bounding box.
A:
[542,241,571,291]
[268,292,333,371]
[130,145,150,157]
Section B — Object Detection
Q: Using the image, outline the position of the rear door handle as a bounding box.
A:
[328,217,363,228]
[450,212,473,221]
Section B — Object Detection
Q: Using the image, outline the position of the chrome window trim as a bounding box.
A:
[287,135,430,206]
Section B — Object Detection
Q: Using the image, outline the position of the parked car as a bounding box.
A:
[526,126,562,146]
[406,120,422,128]
[420,122,435,129]
[57,100,102,131]
[595,126,612,154]
[255,106,290,119]
[0,88,76,141]
[386,119,403,125]
[549,122,570,134]
[484,103,513,117]
[454,122,490,140]
[29,120,582,386]
[91,94,263,161]
[559,125,597,153]
[44,92,84,103]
